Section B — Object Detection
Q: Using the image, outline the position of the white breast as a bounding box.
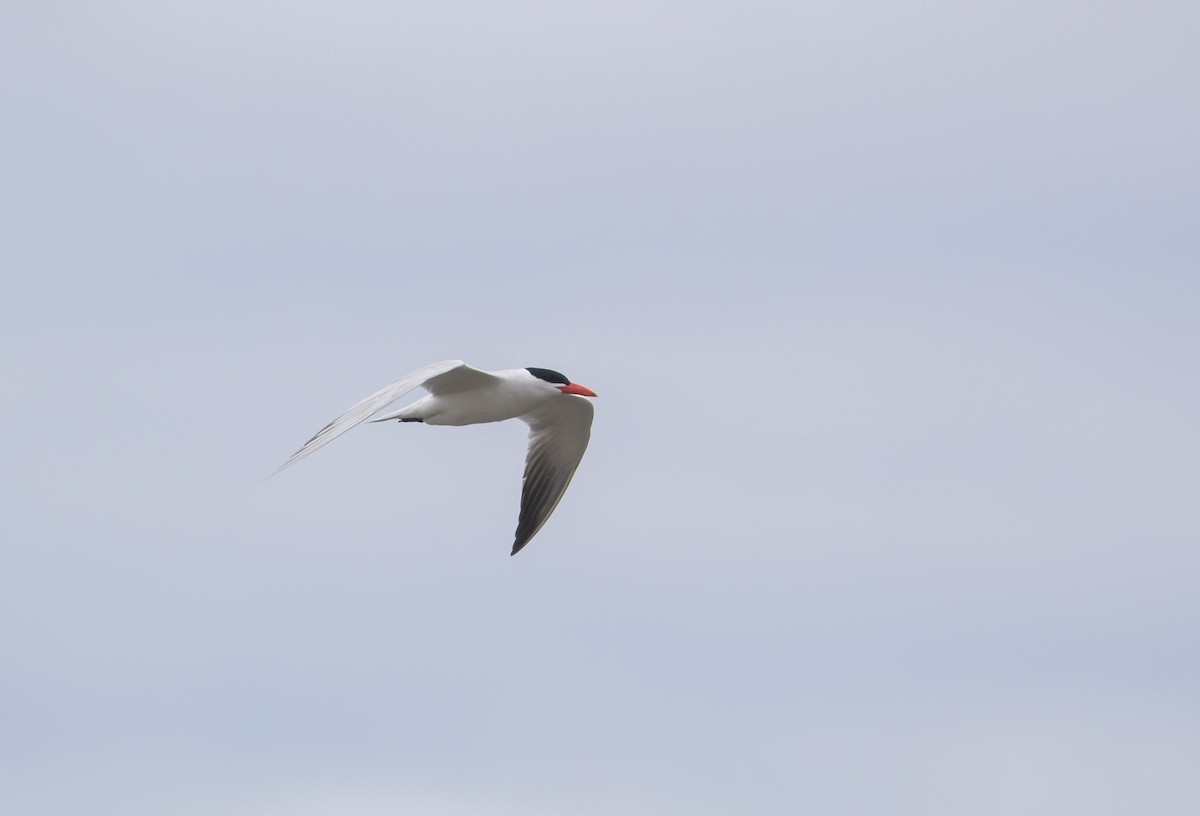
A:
[421,370,550,426]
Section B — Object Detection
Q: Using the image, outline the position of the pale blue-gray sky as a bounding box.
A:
[2,2,1198,814]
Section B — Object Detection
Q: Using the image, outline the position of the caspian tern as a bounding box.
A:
[274,360,598,555]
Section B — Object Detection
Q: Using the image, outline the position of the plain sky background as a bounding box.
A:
[2,2,1198,814]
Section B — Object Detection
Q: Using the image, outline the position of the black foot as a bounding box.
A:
[400,418,424,423]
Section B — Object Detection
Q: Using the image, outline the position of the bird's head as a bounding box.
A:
[525,367,598,398]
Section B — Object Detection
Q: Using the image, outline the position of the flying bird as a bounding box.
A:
[274,360,598,555]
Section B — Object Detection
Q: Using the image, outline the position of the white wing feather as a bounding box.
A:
[512,395,595,555]
[271,359,466,476]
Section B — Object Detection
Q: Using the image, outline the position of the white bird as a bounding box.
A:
[274,360,598,555]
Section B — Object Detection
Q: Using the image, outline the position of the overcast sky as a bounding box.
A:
[2,2,1198,814]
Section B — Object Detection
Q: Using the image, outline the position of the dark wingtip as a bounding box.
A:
[510,539,528,556]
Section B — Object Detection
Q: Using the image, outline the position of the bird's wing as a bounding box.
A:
[420,364,502,396]
[272,359,477,475]
[512,395,595,555]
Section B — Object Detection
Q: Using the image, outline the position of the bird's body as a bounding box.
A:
[274,360,597,555]
[377,368,566,426]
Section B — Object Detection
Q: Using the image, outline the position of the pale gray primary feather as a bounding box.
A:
[272,359,469,475]
[512,395,594,555]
